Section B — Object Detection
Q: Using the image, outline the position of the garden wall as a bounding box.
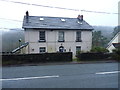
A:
[2,52,72,66]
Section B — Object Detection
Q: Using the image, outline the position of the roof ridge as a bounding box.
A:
[27,16,77,19]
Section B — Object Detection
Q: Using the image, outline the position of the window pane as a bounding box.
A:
[58,31,64,42]
[76,46,81,54]
[39,47,46,53]
[76,31,81,41]
[39,31,45,41]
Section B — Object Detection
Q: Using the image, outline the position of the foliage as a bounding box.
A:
[73,58,79,62]
[76,50,84,58]
[90,46,109,53]
[112,48,120,61]
[112,26,120,37]
[92,31,109,47]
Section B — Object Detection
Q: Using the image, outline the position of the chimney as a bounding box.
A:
[26,11,29,23]
[77,15,83,21]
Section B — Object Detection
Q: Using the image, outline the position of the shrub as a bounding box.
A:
[112,48,120,61]
[76,52,111,61]
[90,46,109,53]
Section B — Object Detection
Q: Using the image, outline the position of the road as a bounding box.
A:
[1,62,119,88]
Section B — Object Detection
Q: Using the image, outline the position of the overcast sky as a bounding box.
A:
[0,0,119,29]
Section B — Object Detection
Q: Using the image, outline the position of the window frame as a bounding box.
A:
[39,31,46,42]
[58,31,65,42]
[76,31,82,42]
[39,47,46,53]
[76,46,81,54]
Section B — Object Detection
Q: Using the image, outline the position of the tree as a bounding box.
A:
[90,46,109,53]
[92,31,108,47]
[112,26,120,37]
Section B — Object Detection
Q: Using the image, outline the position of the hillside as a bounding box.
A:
[1,28,24,53]
[93,26,115,41]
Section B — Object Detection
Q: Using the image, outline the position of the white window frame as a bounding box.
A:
[76,46,81,54]
[76,31,82,42]
[39,31,46,42]
[39,47,46,53]
[58,31,64,42]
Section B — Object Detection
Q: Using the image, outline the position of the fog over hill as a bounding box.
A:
[1,28,24,52]
[1,26,115,52]
[93,26,114,40]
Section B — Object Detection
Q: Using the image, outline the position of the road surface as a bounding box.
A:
[1,62,119,88]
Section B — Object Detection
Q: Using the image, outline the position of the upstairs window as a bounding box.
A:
[39,31,46,42]
[58,31,64,42]
[76,31,82,42]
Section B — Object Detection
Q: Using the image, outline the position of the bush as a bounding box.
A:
[112,48,120,61]
[76,47,110,61]
[90,46,109,53]
[76,52,111,61]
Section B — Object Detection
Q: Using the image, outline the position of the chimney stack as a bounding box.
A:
[77,15,83,21]
[26,11,29,23]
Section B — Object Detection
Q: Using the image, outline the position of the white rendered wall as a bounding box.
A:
[25,29,92,57]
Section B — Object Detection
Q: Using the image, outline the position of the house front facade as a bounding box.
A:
[107,32,120,52]
[22,11,93,57]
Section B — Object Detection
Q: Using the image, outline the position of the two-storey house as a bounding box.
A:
[22,11,93,57]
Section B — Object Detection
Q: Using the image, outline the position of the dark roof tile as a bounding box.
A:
[22,16,93,30]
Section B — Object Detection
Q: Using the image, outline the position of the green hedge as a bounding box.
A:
[112,48,120,61]
[76,52,111,61]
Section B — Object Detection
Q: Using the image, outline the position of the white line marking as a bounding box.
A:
[0,75,59,81]
[96,71,120,75]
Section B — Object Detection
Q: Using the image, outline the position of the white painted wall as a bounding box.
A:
[107,32,120,52]
[25,29,92,57]
[107,36,118,52]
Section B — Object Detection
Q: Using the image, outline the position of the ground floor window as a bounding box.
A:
[39,47,46,53]
[76,46,81,54]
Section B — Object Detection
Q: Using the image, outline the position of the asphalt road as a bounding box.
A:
[1,62,119,88]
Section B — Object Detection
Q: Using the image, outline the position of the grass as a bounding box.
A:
[73,58,80,62]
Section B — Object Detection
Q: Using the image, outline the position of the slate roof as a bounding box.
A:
[22,16,93,30]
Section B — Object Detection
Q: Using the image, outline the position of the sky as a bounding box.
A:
[0,0,119,29]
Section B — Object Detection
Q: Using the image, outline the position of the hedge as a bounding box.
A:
[77,52,111,61]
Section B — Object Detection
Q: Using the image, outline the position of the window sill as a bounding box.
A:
[38,40,46,42]
[76,40,82,42]
[58,40,65,42]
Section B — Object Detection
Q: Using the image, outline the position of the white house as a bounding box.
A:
[22,11,93,57]
[107,32,120,52]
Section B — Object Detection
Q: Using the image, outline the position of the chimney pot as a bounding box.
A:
[26,11,29,23]
[26,11,29,16]
[77,15,83,21]
[77,15,81,19]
